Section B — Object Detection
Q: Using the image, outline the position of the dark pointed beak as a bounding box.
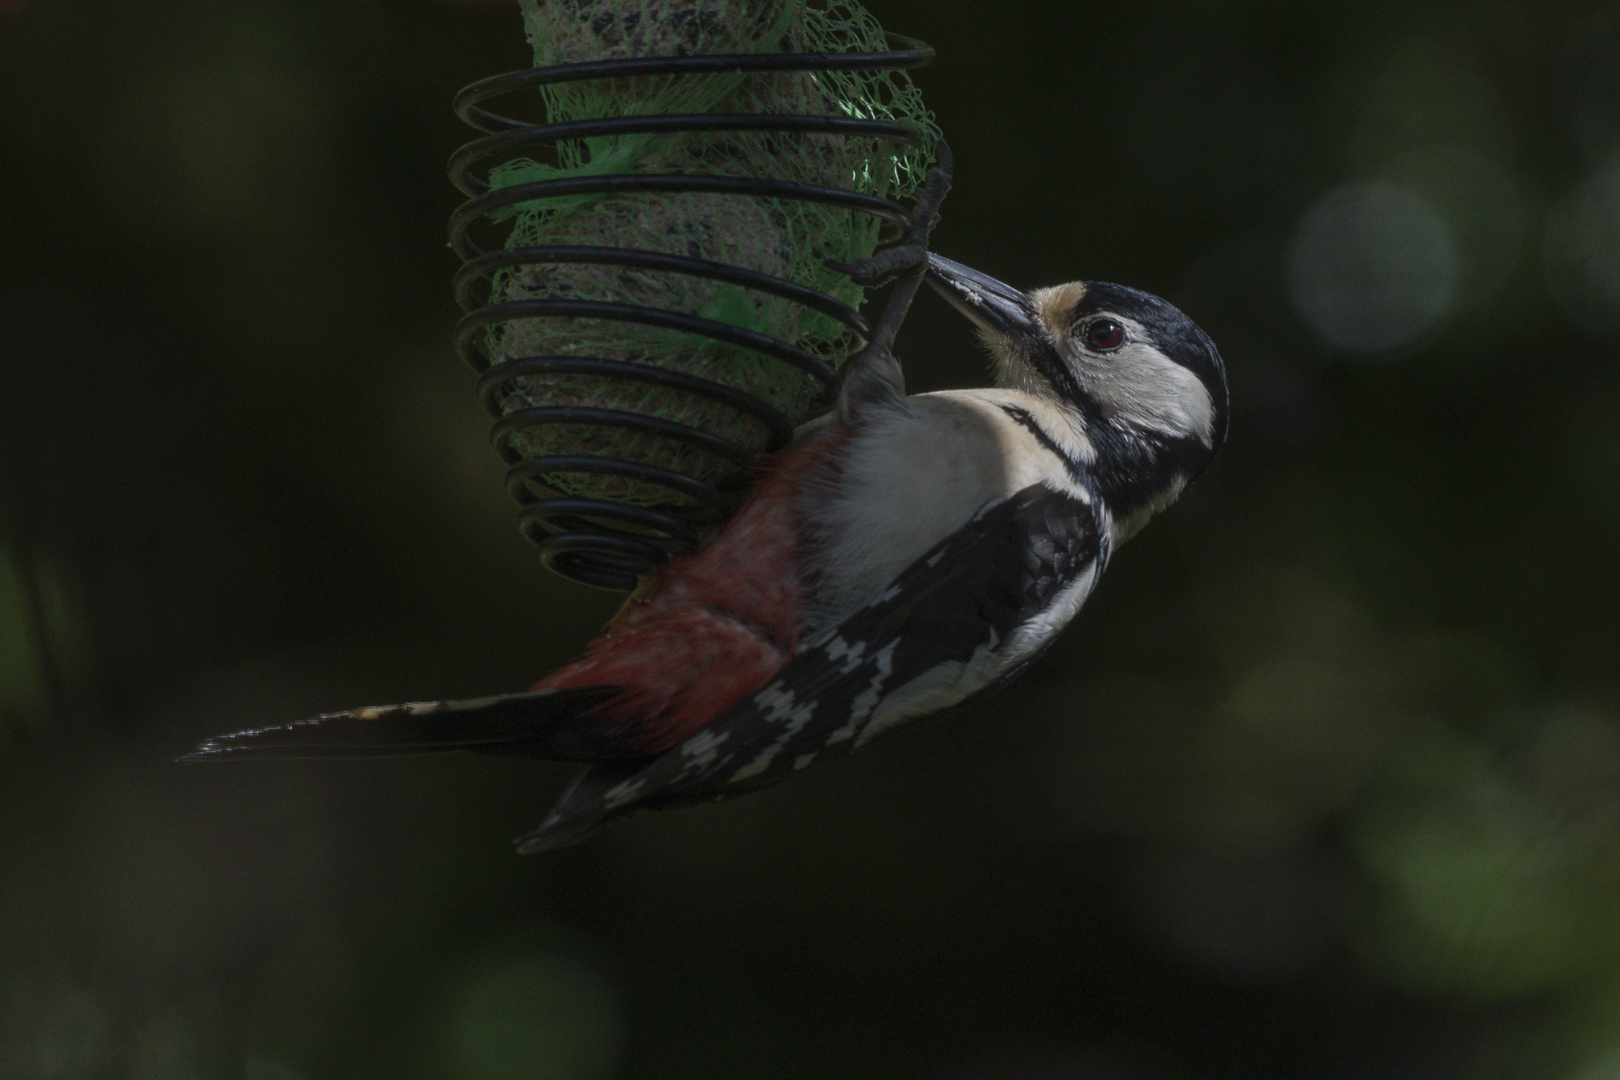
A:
[925,253,1042,342]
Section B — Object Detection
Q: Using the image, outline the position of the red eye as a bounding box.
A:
[1085,318,1125,351]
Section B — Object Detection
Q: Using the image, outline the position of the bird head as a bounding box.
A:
[925,254,1228,468]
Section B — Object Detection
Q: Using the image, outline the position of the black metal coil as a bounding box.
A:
[449,35,933,591]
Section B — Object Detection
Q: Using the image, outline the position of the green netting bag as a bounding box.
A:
[480,0,939,509]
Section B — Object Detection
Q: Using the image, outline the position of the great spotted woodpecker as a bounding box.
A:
[184,246,1227,852]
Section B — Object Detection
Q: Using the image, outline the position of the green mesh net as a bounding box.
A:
[485,0,938,508]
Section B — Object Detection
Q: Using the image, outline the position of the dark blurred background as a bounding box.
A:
[5,0,1620,1077]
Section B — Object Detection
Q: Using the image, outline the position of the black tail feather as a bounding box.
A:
[514,760,649,853]
[179,686,641,764]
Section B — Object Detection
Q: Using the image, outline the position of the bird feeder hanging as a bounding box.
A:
[448,0,939,591]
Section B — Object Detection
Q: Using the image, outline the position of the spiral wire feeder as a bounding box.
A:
[449,36,934,590]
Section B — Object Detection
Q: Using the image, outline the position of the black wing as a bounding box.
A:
[517,481,1107,851]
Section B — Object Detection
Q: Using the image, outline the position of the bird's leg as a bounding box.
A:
[827,140,953,422]
[826,140,954,291]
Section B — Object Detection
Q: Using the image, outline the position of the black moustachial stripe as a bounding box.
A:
[1084,420,1210,521]
[1007,337,1181,521]
[515,483,1106,850]
[997,403,1088,484]
[1017,339,1097,421]
[1013,281,1226,521]
[997,401,1204,524]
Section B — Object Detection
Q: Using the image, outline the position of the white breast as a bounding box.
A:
[801,389,1096,636]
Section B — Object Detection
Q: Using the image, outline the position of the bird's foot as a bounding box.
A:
[829,140,953,420]
[825,140,954,290]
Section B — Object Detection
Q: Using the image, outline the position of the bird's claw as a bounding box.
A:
[824,141,953,288]
[824,244,930,290]
[832,140,954,422]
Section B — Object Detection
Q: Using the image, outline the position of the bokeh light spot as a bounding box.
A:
[1286,181,1458,354]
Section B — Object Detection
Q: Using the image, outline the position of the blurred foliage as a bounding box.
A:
[4,0,1620,1077]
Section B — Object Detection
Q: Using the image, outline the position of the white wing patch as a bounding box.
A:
[825,639,898,746]
[855,631,1004,748]
[728,685,819,782]
[823,636,869,673]
[603,776,648,810]
[1003,559,1099,660]
[679,727,730,769]
[844,557,1100,751]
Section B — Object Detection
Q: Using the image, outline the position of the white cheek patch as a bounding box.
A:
[1099,350,1212,438]
[1065,319,1215,443]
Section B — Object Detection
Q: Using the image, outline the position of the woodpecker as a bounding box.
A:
[184,251,1227,852]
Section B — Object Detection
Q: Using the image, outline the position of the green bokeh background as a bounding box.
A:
[5,1,1620,1077]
